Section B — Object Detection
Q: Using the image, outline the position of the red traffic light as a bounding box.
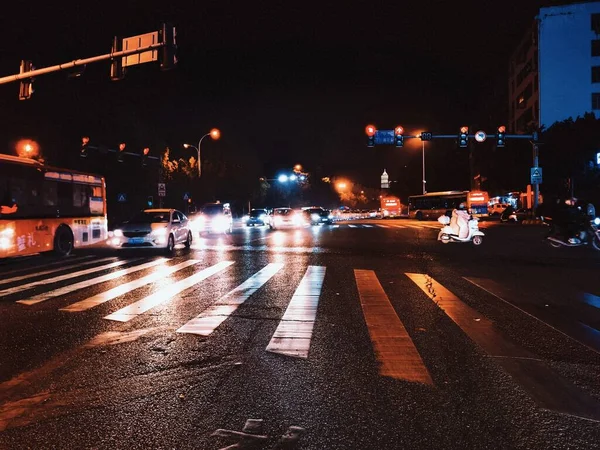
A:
[460,126,469,134]
[143,147,150,155]
[365,124,377,136]
[498,125,506,133]
[394,126,404,135]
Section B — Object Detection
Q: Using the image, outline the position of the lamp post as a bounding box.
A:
[422,139,426,194]
[184,128,220,177]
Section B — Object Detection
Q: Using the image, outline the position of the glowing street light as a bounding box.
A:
[184,127,221,177]
[294,164,302,172]
[337,182,347,190]
[16,139,39,158]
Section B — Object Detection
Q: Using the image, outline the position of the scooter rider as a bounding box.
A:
[450,203,471,238]
[553,197,588,244]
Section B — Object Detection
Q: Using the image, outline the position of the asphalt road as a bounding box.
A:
[1,219,599,449]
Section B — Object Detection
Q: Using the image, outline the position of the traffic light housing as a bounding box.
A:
[110,36,125,81]
[394,126,404,147]
[365,124,376,147]
[420,132,432,141]
[117,143,126,163]
[80,136,90,158]
[147,196,154,207]
[459,126,469,148]
[159,23,177,71]
[142,147,150,166]
[19,60,34,100]
[496,126,506,148]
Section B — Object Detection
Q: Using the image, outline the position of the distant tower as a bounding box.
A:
[380,169,389,189]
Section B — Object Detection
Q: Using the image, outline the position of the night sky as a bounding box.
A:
[1,0,563,197]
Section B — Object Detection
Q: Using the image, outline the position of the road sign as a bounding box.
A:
[374,130,395,145]
[474,130,487,143]
[117,193,127,202]
[183,192,190,201]
[530,167,543,185]
[158,183,166,197]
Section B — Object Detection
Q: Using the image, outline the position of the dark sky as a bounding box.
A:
[1,0,561,194]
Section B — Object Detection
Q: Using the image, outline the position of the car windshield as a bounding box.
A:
[201,204,224,216]
[128,212,170,223]
[250,209,266,217]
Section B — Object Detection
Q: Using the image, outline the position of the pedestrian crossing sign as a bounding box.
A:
[530,167,543,184]
[117,193,127,202]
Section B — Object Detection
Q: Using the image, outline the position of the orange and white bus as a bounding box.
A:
[0,154,108,258]
[407,190,490,220]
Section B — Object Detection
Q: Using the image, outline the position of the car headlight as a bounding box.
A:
[113,229,123,237]
[328,214,333,219]
[594,217,600,226]
[242,215,250,222]
[259,214,266,220]
[213,215,229,230]
[311,213,320,221]
[152,228,167,236]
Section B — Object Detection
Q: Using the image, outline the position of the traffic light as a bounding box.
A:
[142,147,150,166]
[394,126,404,147]
[459,126,469,148]
[117,143,126,163]
[147,196,154,207]
[365,124,376,147]
[80,136,90,158]
[496,125,506,148]
[420,132,432,141]
[19,60,34,100]
[159,23,177,71]
[110,36,125,81]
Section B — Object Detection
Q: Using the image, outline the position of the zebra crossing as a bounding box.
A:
[336,222,445,230]
[1,253,599,421]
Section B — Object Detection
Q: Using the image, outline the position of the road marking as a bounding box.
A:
[377,224,389,228]
[577,292,600,310]
[391,224,407,229]
[61,259,202,312]
[407,273,600,422]
[0,255,97,283]
[465,277,600,355]
[363,224,374,228]
[332,224,339,228]
[266,266,325,358]
[2,259,134,299]
[355,270,432,384]
[17,259,166,305]
[104,261,234,322]
[177,263,284,335]
[348,224,358,228]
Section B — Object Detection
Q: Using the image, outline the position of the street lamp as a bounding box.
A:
[418,132,427,194]
[184,127,221,177]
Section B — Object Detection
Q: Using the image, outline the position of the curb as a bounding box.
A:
[521,219,544,225]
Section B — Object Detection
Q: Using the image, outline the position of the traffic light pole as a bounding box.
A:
[0,42,166,86]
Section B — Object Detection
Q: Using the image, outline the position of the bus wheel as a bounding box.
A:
[54,226,74,257]
[416,211,423,221]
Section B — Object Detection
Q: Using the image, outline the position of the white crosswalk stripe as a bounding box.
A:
[104,261,234,322]
[62,259,202,312]
[177,263,284,336]
[266,265,326,358]
[0,255,98,284]
[17,258,167,305]
[2,258,135,299]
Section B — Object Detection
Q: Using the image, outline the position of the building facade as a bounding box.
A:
[508,2,600,133]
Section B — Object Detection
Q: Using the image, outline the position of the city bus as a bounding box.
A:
[407,190,489,220]
[380,196,402,218]
[0,153,108,258]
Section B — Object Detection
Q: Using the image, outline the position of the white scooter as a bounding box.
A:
[437,214,484,245]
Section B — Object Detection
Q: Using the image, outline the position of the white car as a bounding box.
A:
[110,209,192,253]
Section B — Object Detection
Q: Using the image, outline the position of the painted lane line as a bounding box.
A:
[62,259,201,312]
[104,261,234,322]
[391,224,407,229]
[3,259,135,299]
[177,263,284,336]
[348,225,358,228]
[17,259,166,305]
[377,224,389,228]
[332,224,340,228]
[407,273,600,422]
[362,224,374,228]
[355,270,433,384]
[465,277,600,355]
[266,266,325,358]
[0,255,98,284]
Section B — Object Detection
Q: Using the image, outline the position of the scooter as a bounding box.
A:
[543,217,600,251]
[437,215,485,245]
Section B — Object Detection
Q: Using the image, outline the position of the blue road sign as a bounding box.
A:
[374,130,395,145]
[530,167,543,185]
[117,193,127,202]
[183,192,190,201]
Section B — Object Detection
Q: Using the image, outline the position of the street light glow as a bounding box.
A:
[16,139,39,158]
[210,128,221,140]
[183,143,192,148]
[337,182,347,190]
[294,164,302,172]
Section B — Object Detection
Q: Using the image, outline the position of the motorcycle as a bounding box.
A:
[543,217,600,250]
[437,214,485,245]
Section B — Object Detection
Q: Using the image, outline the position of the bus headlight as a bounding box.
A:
[113,229,123,237]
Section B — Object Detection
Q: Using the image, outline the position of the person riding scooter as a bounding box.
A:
[449,203,471,238]
[552,197,588,244]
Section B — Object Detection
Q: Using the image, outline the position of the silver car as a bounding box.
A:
[110,209,192,253]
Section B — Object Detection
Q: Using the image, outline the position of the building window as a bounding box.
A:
[593,66,600,83]
[593,40,600,57]
[593,93,600,110]
[593,13,600,32]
